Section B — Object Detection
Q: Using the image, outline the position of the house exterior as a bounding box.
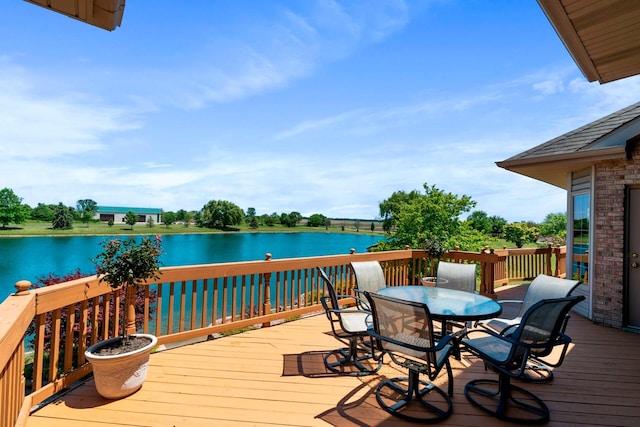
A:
[94,206,162,225]
[497,102,640,331]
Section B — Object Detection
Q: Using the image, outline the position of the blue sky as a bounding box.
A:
[3,1,640,223]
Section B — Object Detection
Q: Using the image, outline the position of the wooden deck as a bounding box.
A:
[25,285,640,427]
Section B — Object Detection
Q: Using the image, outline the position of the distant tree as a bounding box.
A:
[325,217,332,230]
[146,216,155,228]
[354,219,361,232]
[540,212,567,236]
[107,219,114,227]
[124,211,138,229]
[246,207,258,228]
[175,209,187,222]
[200,200,244,229]
[307,213,326,227]
[31,203,55,222]
[467,210,491,234]
[504,222,538,248]
[280,212,302,228]
[488,215,507,236]
[52,203,73,230]
[370,222,375,232]
[0,188,29,228]
[263,213,277,227]
[76,199,98,228]
[182,211,193,227]
[162,211,176,228]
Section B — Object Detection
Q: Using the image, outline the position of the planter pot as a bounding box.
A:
[84,333,157,400]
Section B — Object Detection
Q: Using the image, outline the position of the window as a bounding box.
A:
[572,193,589,285]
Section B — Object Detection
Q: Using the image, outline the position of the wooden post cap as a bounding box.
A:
[15,280,32,295]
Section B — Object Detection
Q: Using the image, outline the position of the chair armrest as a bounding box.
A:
[367,328,454,354]
[497,299,523,306]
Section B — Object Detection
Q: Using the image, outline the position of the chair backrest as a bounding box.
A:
[365,291,437,364]
[511,295,585,361]
[436,261,477,292]
[351,261,387,294]
[316,267,340,315]
[519,274,580,318]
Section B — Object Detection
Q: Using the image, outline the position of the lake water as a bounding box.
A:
[0,232,385,300]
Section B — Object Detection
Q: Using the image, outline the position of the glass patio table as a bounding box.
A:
[376,285,502,334]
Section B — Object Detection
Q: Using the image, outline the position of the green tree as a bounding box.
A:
[0,188,28,228]
[467,210,491,234]
[52,203,73,230]
[162,211,176,228]
[76,199,98,228]
[379,189,421,233]
[540,212,567,236]
[280,211,302,228]
[182,211,193,227]
[378,183,476,250]
[370,222,375,232]
[125,211,138,230]
[31,203,55,222]
[307,213,326,227]
[504,222,538,248]
[488,215,507,236]
[200,200,244,229]
[325,217,332,230]
[263,213,277,227]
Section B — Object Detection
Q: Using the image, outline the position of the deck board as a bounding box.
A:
[26,285,640,426]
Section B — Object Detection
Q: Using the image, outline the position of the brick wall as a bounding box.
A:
[593,147,640,328]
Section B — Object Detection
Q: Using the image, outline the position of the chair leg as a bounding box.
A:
[375,369,452,423]
[324,337,382,376]
[521,359,554,383]
[464,373,549,424]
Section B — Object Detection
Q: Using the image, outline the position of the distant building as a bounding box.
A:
[94,206,162,224]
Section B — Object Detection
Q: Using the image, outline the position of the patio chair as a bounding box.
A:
[350,260,387,310]
[435,261,477,333]
[364,291,455,423]
[436,260,477,293]
[476,274,580,382]
[461,295,584,424]
[317,267,382,376]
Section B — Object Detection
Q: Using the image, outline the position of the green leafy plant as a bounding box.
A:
[423,237,446,276]
[93,235,163,340]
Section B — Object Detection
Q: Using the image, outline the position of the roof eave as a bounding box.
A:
[537,0,600,83]
[496,146,626,189]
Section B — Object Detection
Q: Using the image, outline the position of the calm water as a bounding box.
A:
[0,232,385,300]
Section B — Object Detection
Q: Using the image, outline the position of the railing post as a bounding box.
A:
[545,244,553,276]
[479,249,498,299]
[1,281,35,427]
[262,253,272,328]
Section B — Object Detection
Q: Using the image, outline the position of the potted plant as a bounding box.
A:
[85,235,163,399]
[421,237,446,286]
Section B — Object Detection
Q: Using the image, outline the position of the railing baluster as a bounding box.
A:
[201,278,208,328]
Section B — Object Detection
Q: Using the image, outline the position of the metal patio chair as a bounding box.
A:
[461,295,585,424]
[350,260,387,310]
[364,291,455,423]
[317,267,382,376]
[476,273,580,382]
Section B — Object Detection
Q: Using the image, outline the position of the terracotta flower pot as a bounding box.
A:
[84,333,157,399]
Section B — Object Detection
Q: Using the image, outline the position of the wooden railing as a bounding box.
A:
[0,245,566,427]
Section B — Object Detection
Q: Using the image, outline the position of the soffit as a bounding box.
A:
[538,0,640,84]
[24,0,125,31]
